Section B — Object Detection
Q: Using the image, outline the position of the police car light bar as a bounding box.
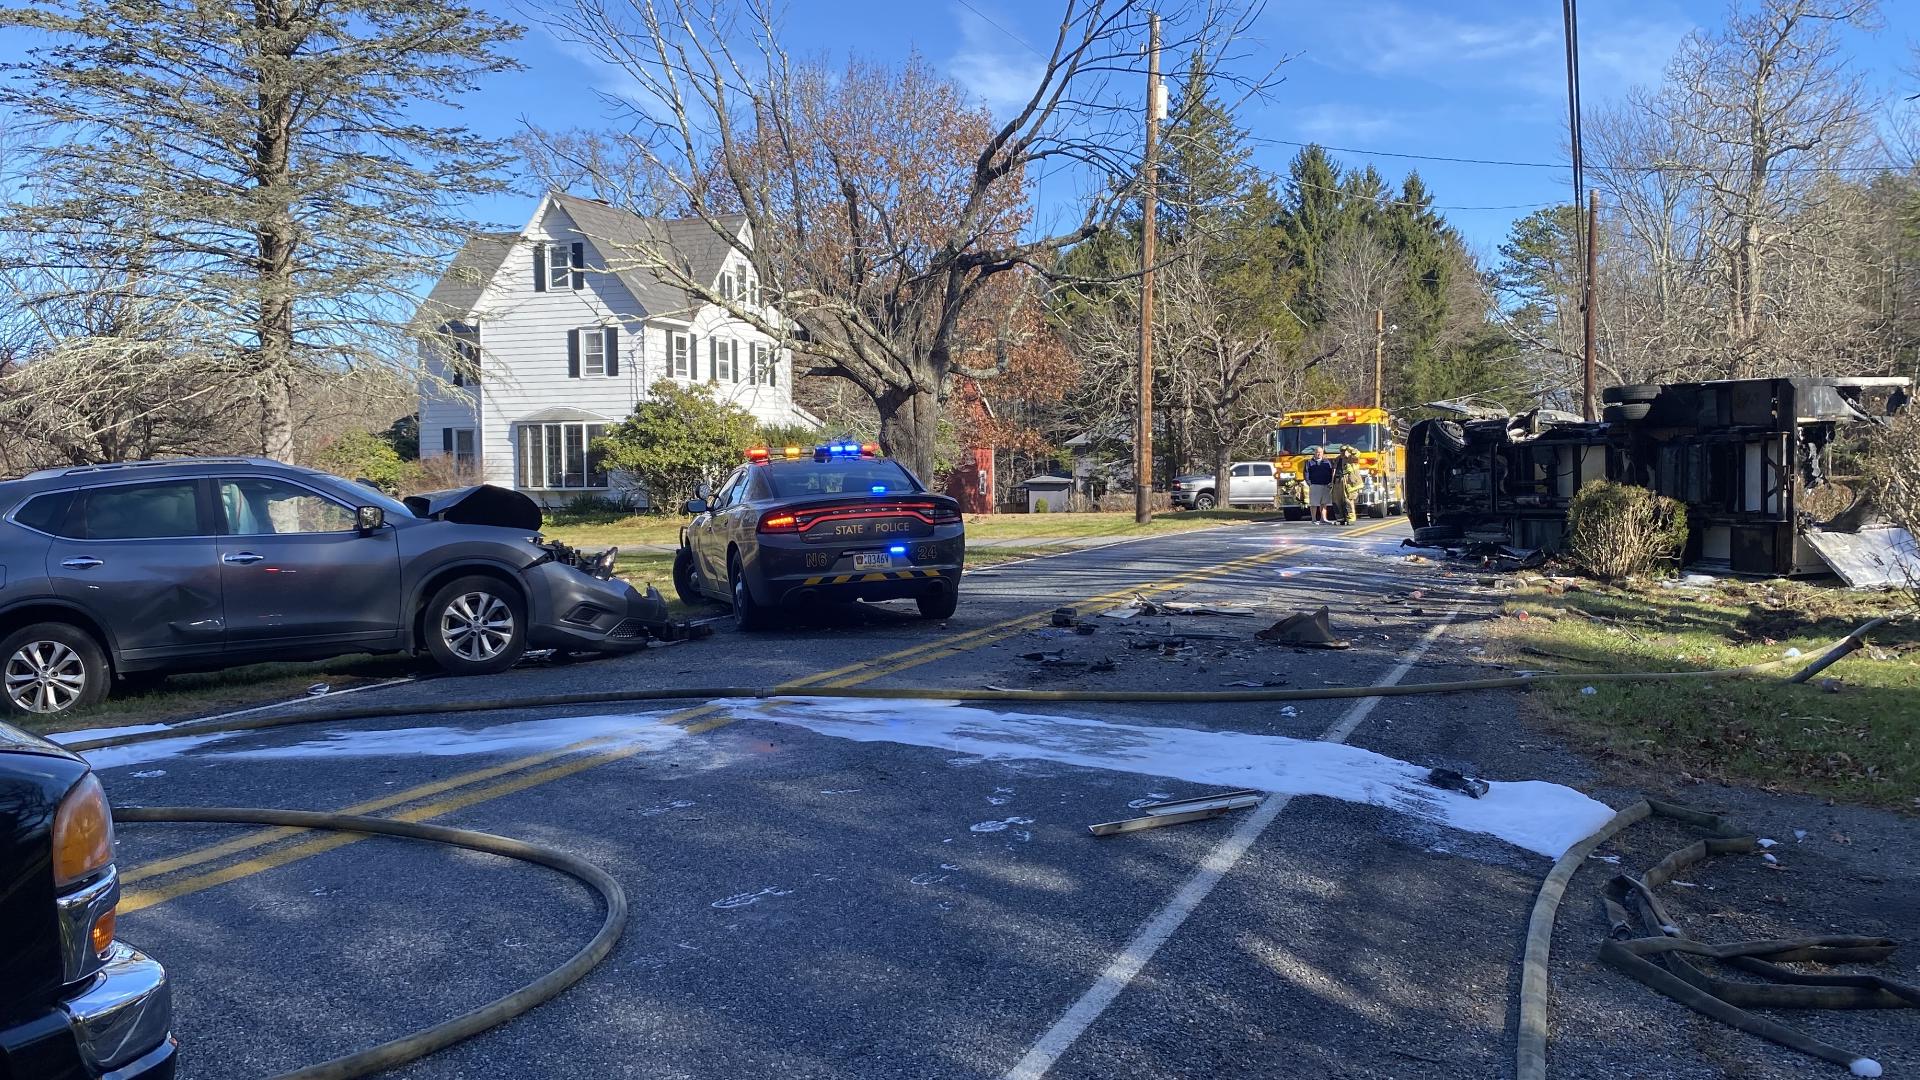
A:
[814,440,881,461]
[746,446,770,462]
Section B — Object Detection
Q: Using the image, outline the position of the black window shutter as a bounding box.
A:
[688,334,699,379]
[708,338,717,382]
[571,242,585,290]
[443,428,454,453]
[567,329,581,378]
[731,341,740,383]
[605,328,619,376]
[533,244,547,292]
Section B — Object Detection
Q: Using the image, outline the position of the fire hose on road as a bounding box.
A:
[91,615,1900,1079]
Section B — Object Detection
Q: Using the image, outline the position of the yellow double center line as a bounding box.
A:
[121,520,1398,913]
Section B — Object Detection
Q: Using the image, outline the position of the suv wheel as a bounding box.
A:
[424,576,527,675]
[2,623,109,717]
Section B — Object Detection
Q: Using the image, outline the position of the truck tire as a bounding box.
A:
[2,622,110,717]
[1603,402,1652,424]
[1601,383,1660,405]
[1194,491,1217,511]
[917,586,959,620]
[1412,525,1462,545]
[424,576,528,676]
[1367,501,1386,519]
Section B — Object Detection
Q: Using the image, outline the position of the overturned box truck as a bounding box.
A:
[1404,376,1915,585]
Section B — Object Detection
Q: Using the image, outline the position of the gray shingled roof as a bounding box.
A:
[414,233,513,328]
[548,192,748,320]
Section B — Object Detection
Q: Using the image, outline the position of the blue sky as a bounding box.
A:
[460,0,1919,257]
[3,0,1916,258]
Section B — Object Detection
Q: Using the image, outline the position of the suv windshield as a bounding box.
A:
[1277,424,1379,453]
[761,459,918,498]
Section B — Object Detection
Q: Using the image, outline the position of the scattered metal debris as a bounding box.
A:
[1089,790,1265,836]
[1255,606,1351,650]
[1426,768,1490,799]
[1051,607,1078,627]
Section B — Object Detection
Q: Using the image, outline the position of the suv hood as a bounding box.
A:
[403,485,544,532]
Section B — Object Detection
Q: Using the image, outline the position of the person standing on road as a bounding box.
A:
[1304,446,1335,525]
[1330,447,1358,526]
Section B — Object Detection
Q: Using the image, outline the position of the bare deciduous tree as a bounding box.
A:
[534,0,1262,481]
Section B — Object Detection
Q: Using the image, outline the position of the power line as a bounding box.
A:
[954,0,1046,59]
[1251,137,1914,175]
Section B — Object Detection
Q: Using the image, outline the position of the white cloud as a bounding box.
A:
[1291,102,1407,143]
[1314,2,1691,103]
[946,3,1048,114]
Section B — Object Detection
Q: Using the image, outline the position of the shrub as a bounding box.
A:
[596,383,760,513]
[546,493,628,524]
[1034,498,1049,513]
[316,430,413,493]
[1567,480,1689,580]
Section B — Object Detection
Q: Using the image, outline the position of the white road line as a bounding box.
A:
[1001,611,1459,1080]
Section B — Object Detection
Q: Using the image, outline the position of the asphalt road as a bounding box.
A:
[82,517,1909,1080]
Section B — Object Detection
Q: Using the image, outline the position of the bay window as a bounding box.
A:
[517,422,610,490]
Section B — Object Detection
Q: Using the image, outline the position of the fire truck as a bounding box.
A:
[1270,406,1407,519]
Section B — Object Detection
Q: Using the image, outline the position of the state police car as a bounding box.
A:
[672,442,965,629]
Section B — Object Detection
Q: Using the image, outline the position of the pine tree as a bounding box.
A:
[0,0,523,458]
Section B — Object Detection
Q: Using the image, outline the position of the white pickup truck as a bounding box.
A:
[1169,462,1276,510]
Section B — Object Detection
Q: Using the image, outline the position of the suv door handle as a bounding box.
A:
[222,552,266,565]
[60,556,104,570]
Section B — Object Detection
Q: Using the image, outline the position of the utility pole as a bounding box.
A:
[1583,189,1599,421]
[1134,12,1161,525]
[1373,308,1385,412]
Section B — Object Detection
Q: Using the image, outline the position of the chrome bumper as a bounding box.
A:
[62,943,174,1076]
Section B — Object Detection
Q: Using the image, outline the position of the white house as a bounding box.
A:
[413,191,818,506]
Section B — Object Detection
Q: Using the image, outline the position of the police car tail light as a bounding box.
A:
[925,503,960,523]
[757,511,799,533]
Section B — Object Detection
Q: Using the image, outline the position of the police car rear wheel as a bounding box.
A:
[917,587,959,620]
[730,556,775,632]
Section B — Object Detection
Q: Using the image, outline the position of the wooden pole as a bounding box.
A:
[1373,308,1384,411]
[1583,189,1598,420]
[1135,12,1160,525]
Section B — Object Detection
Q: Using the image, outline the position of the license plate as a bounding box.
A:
[852,552,892,570]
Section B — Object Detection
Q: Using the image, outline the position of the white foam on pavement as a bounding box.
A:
[46,722,174,745]
[212,714,685,759]
[718,696,1615,858]
[81,734,234,771]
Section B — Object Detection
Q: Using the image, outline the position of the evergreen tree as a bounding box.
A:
[0,0,523,459]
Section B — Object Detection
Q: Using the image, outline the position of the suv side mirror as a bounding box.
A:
[682,498,708,515]
[355,505,385,534]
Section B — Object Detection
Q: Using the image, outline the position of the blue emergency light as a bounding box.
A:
[889,544,908,555]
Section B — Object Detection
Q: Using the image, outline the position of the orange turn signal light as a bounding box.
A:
[90,907,116,956]
[783,446,801,459]
[52,774,113,888]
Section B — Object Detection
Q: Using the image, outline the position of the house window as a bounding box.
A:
[719,270,736,303]
[711,338,737,382]
[746,273,760,306]
[442,427,476,468]
[670,331,692,378]
[548,243,572,290]
[582,329,606,377]
[451,334,480,387]
[749,343,774,385]
[517,422,609,490]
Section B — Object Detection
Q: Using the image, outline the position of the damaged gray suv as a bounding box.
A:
[0,458,684,718]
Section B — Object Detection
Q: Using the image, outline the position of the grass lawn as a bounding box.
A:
[18,653,420,739]
[1487,576,1919,810]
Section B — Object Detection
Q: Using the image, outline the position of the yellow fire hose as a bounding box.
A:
[88,615,1896,1079]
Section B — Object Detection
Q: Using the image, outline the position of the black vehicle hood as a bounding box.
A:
[0,720,82,762]
[403,485,544,532]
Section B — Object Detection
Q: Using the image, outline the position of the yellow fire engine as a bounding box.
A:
[1270,406,1406,519]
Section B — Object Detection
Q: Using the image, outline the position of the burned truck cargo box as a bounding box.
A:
[1406,376,1912,580]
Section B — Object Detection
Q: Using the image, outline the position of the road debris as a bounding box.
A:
[1426,767,1490,799]
[1050,607,1077,627]
[1088,790,1264,836]
[1254,606,1351,649]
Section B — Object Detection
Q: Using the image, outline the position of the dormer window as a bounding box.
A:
[533,241,583,292]
[719,269,737,303]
